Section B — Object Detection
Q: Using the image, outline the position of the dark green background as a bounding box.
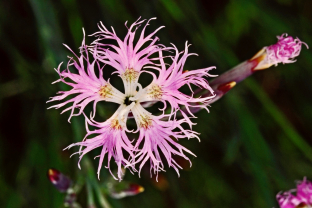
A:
[1,0,312,207]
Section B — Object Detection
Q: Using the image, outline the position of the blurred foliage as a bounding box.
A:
[1,0,312,207]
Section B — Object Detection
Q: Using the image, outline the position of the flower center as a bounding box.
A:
[121,68,139,83]
[148,84,163,99]
[139,114,152,129]
[99,84,113,98]
[124,96,134,106]
[110,118,122,130]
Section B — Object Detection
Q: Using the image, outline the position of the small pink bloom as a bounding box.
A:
[47,31,125,121]
[134,42,216,123]
[90,17,165,74]
[267,34,308,65]
[90,17,169,99]
[65,106,135,181]
[296,178,312,203]
[277,177,312,208]
[130,103,198,180]
[255,33,308,70]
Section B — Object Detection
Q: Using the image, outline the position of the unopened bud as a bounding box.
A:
[108,182,144,199]
[217,81,236,94]
[48,168,72,193]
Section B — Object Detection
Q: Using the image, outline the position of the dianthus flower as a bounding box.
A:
[277,177,312,208]
[253,33,308,70]
[49,18,215,181]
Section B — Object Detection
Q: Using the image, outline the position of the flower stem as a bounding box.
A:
[198,59,259,106]
[86,177,96,208]
[92,178,112,208]
[83,158,112,208]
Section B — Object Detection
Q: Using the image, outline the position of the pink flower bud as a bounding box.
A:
[254,34,308,70]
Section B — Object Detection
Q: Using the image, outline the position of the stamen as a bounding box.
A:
[121,68,139,83]
[99,84,113,98]
[139,114,153,129]
[147,84,163,99]
[131,104,153,131]
[110,118,122,130]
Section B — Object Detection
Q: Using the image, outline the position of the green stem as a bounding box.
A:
[91,178,112,208]
[86,177,96,208]
[83,158,112,208]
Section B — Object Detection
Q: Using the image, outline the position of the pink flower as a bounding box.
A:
[49,18,215,180]
[136,42,216,121]
[65,106,135,181]
[130,103,199,180]
[91,17,164,74]
[47,31,125,121]
[90,17,167,98]
[255,33,308,70]
[277,177,312,208]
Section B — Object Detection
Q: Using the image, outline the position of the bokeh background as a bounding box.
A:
[1,0,312,207]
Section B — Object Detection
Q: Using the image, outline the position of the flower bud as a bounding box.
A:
[252,33,308,70]
[48,168,72,193]
[108,182,144,199]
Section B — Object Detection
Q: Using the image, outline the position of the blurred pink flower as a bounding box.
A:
[277,177,312,208]
[48,169,72,193]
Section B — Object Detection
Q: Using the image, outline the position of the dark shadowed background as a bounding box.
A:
[1,0,312,207]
